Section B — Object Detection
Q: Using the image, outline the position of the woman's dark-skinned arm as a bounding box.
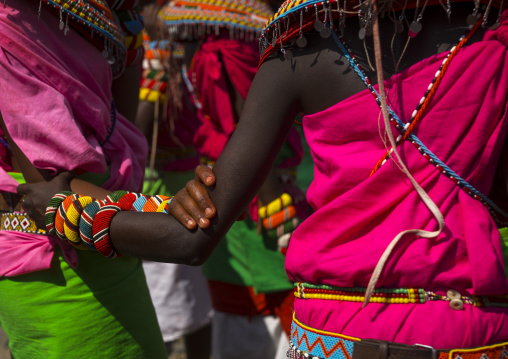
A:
[109,54,302,264]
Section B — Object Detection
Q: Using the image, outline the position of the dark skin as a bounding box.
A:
[18,4,507,264]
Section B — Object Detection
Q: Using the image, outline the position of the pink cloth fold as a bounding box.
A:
[287,13,508,348]
[0,1,147,277]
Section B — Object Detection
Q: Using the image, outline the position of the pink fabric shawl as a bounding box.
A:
[286,13,508,348]
[0,1,148,276]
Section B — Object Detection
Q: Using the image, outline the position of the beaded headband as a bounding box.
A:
[38,0,126,75]
[158,0,274,41]
[259,0,505,62]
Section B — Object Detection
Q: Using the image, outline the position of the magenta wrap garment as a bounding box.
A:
[286,14,508,348]
[0,1,148,276]
[191,32,303,164]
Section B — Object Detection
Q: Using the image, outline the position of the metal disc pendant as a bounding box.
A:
[396,21,404,33]
[64,26,69,36]
[358,27,366,40]
[320,26,331,38]
[59,21,64,30]
[296,35,307,48]
[102,49,109,58]
[409,21,422,33]
[108,56,116,65]
[466,14,478,25]
[314,21,324,31]
[491,21,501,30]
[284,49,293,60]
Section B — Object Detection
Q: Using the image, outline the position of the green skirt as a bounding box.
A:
[0,248,167,359]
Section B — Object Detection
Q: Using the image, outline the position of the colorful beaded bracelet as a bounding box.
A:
[262,205,297,230]
[92,202,130,258]
[45,191,75,235]
[80,199,105,251]
[64,196,95,250]
[55,194,81,241]
[267,217,299,239]
[258,193,293,219]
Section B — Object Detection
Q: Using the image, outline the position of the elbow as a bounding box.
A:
[178,232,219,266]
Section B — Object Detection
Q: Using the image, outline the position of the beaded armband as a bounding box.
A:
[258,193,293,219]
[45,191,175,257]
[259,193,299,255]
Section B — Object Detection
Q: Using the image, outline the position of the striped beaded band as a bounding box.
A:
[131,195,150,212]
[159,0,273,42]
[258,193,293,219]
[294,282,508,308]
[267,217,299,239]
[64,196,95,250]
[79,200,105,250]
[158,197,173,213]
[45,191,75,235]
[105,190,129,203]
[55,194,81,241]
[263,205,297,230]
[92,202,129,258]
[143,195,171,212]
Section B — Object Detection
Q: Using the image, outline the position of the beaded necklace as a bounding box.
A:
[294,282,508,308]
[159,0,273,42]
[258,0,505,63]
[37,0,127,75]
[329,22,508,226]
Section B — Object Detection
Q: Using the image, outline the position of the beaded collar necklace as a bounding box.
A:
[158,0,273,41]
[36,0,127,76]
[258,0,505,63]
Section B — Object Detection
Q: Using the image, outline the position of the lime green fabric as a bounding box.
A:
[500,227,508,279]
[7,172,25,185]
[0,249,167,359]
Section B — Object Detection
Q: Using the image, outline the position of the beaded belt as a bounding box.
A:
[0,212,47,235]
[294,282,508,310]
[288,314,508,359]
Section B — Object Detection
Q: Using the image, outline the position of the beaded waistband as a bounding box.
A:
[289,314,508,359]
[1,212,47,235]
[294,282,508,310]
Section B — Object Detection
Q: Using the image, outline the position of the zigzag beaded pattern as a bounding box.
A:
[288,316,508,359]
[329,24,508,226]
[289,317,357,359]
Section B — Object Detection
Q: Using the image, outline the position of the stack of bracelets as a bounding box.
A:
[258,193,299,255]
[139,32,169,103]
[45,191,173,258]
